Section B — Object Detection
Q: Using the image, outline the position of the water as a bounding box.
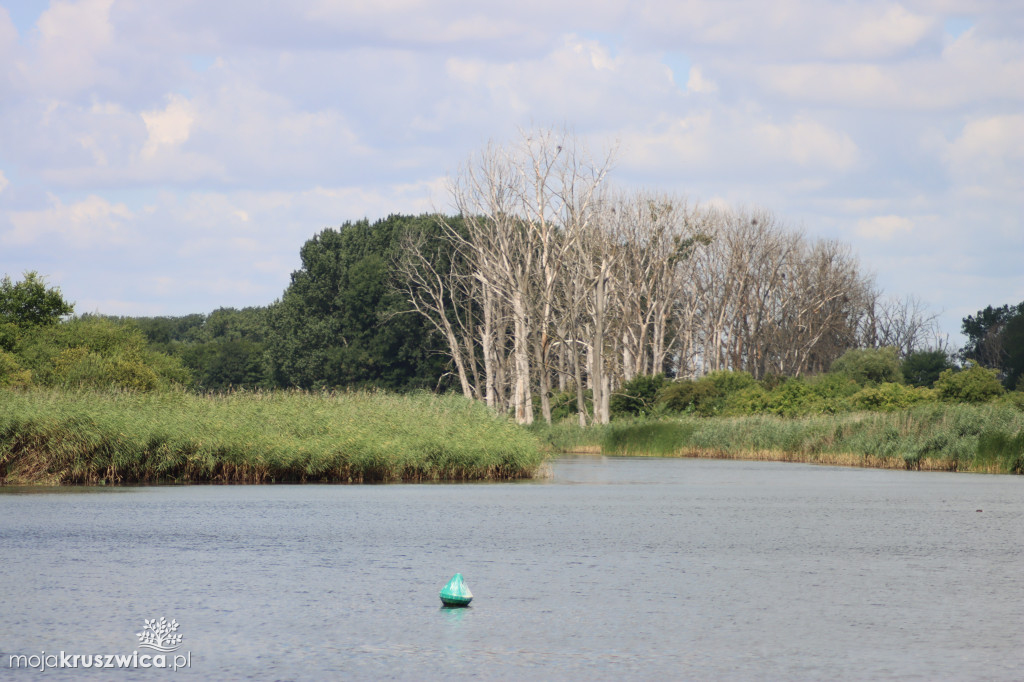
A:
[2,457,1023,680]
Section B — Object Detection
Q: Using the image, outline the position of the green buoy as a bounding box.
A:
[440,573,473,607]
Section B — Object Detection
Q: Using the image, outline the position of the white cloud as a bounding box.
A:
[442,35,679,130]
[856,214,915,240]
[0,6,16,54]
[635,1,937,60]
[0,170,8,194]
[140,94,196,159]
[752,28,1024,110]
[620,110,859,180]
[833,4,934,59]
[686,66,717,93]
[4,194,134,247]
[18,0,116,95]
[943,114,1024,198]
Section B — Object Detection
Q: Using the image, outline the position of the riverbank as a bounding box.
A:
[531,404,1024,474]
[0,389,544,484]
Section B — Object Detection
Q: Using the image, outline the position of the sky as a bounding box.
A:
[0,0,1021,347]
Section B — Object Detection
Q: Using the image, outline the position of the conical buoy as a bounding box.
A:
[440,573,473,607]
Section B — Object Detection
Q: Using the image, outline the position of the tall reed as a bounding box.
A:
[536,404,1024,474]
[0,388,544,484]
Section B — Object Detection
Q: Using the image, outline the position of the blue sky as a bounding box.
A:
[0,0,1021,347]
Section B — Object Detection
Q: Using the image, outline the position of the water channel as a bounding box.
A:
[2,456,1022,680]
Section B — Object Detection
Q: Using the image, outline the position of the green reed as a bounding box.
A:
[533,404,1024,474]
[0,388,544,484]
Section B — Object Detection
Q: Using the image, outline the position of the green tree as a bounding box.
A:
[125,314,206,350]
[901,349,952,388]
[961,303,1021,365]
[610,374,668,417]
[107,308,274,390]
[1000,314,1024,391]
[829,346,902,386]
[0,271,74,326]
[265,214,451,391]
[961,301,1024,388]
[178,338,268,389]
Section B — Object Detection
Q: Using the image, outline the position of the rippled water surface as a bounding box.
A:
[2,457,1023,680]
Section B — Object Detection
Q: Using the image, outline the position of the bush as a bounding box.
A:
[703,370,756,394]
[902,349,952,388]
[0,349,32,387]
[656,378,721,415]
[611,374,668,417]
[935,363,1005,403]
[762,377,824,417]
[830,347,902,386]
[804,373,861,413]
[9,317,191,391]
[1001,391,1024,412]
[851,382,935,411]
[720,384,771,415]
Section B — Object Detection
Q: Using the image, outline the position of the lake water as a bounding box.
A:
[2,456,1023,680]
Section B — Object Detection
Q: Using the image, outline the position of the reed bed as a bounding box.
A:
[0,389,544,485]
[536,404,1024,474]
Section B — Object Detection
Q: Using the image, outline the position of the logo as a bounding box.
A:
[136,617,184,652]
[7,618,191,672]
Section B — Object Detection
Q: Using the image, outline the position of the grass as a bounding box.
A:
[0,388,545,485]
[532,403,1024,475]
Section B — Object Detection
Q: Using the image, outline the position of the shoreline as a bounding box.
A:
[553,446,1004,473]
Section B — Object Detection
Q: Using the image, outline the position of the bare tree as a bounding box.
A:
[860,293,942,357]
[399,129,893,426]
[394,224,477,398]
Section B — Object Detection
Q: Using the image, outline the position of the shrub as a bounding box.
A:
[762,377,824,417]
[935,363,1005,403]
[656,378,721,415]
[902,349,952,388]
[851,382,935,411]
[611,374,668,417]
[703,370,756,394]
[805,373,861,412]
[545,389,592,421]
[10,317,191,391]
[1001,391,1024,412]
[830,347,902,386]
[806,372,862,397]
[720,384,771,415]
[0,349,32,387]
